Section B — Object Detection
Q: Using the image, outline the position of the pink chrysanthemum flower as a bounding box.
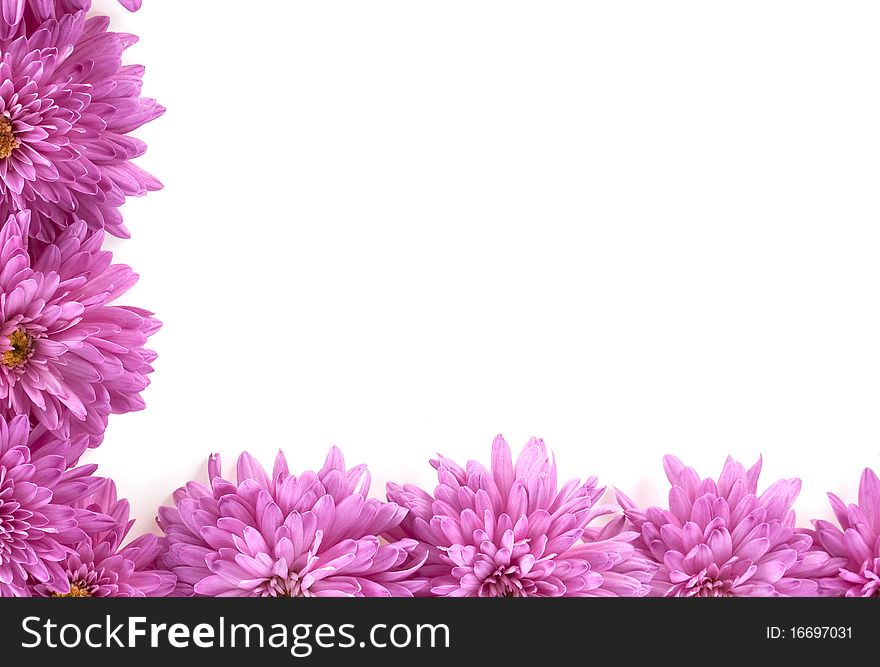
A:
[0,211,159,448]
[386,435,655,597]
[158,449,426,597]
[807,469,880,597]
[30,478,175,597]
[618,455,832,597]
[0,11,162,240]
[0,414,112,596]
[1,1,142,40]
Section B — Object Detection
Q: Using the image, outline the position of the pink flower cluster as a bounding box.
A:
[146,438,880,598]
[0,0,162,596]
[1,2,878,599]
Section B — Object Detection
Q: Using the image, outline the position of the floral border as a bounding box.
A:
[0,2,877,599]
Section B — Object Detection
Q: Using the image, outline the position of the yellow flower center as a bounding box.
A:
[1,329,32,368]
[0,117,20,159]
[53,584,92,598]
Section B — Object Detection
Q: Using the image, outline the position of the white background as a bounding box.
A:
[88,1,880,531]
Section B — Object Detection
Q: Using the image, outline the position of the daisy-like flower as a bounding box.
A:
[0,10,162,241]
[386,435,655,597]
[0,211,159,448]
[618,455,832,597]
[0,414,111,596]
[157,448,426,597]
[1,1,142,40]
[31,478,175,597]
[807,469,880,597]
